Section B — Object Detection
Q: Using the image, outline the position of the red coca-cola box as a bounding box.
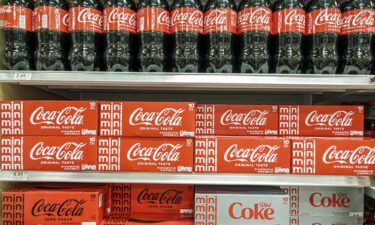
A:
[127,219,194,225]
[2,188,104,225]
[99,101,196,137]
[195,136,291,174]
[279,105,364,137]
[291,137,375,176]
[196,104,279,136]
[100,215,129,225]
[98,137,194,173]
[0,100,98,136]
[130,184,194,221]
[1,136,98,171]
[110,184,131,215]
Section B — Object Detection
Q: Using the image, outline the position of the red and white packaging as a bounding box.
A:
[137,7,170,33]
[195,186,289,225]
[100,215,129,225]
[279,105,364,137]
[341,9,374,35]
[110,184,131,215]
[196,104,278,136]
[291,137,375,176]
[34,6,69,32]
[170,8,204,34]
[2,188,104,225]
[99,102,196,137]
[104,7,137,33]
[290,216,363,225]
[131,184,194,221]
[0,100,98,136]
[204,8,237,34]
[69,6,103,33]
[306,8,341,35]
[281,186,364,217]
[98,137,194,173]
[195,136,291,174]
[1,136,98,171]
[238,7,272,33]
[0,5,33,31]
[272,8,306,35]
[127,220,193,225]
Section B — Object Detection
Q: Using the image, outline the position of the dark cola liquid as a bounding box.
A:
[338,0,374,75]
[68,0,104,71]
[304,0,341,74]
[204,0,237,73]
[170,0,203,73]
[137,0,170,72]
[104,0,137,72]
[238,0,271,74]
[35,0,69,71]
[271,0,305,74]
[0,0,34,70]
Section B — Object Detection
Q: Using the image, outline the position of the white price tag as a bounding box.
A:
[14,73,32,80]
[0,171,28,180]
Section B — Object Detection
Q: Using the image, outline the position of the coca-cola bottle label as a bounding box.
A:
[69,7,103,33]
[204,8,237,34]
[137,8,170,33]
[0,5,33,31]
[272,8,306,34]
[238,7,272,33]
[103,7,137,33]
[306,8,341,35]
[341,9,374,35]
[34,6,68,32]
[170,8,203,34]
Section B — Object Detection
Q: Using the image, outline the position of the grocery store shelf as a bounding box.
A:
[0,71,374,92]
[0,171,373,187]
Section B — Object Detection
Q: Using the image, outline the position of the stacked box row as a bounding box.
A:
[0,101,366,137]
[2,184,365,225]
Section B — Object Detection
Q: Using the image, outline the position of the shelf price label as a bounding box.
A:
[0,171,28,180]
[14,73,32,80]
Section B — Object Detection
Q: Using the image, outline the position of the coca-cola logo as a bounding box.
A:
[205,9,229,26]
[322,145,375,164]
[62,13,69,27]
[229,202,275,220]
[0,5,12,14]
[31,199,87,217]
[309,192,350,208]
[224,144,279,163]
[305,110,354,127]
[137,189,184,204]
[157,10,170,26]
[314,9,341,26]
[342,10,374,27]
[129,107,185,126]
[238,8,271,25]
[127,143,182,162]
[30,106,86,125]
[171,9,203,27]
[220,110,269,126]
[30,142,86,161]
[107,8,136,26]
[285,9,305,25]
[78,8,103,27]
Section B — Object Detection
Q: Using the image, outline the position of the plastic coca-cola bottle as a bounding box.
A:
[238,0,272,73]
[271,0,305,74]
[34,0,69,71]
[103,0,137,72]
[68,0,104,71]
[204,0,237,73]
[304,0,341,74]
[0,0,34,70]
[137,0,170,72]
[338,0,374,74]
[170,0,203,73]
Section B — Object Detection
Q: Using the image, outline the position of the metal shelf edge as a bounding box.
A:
[0,171,373,187]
